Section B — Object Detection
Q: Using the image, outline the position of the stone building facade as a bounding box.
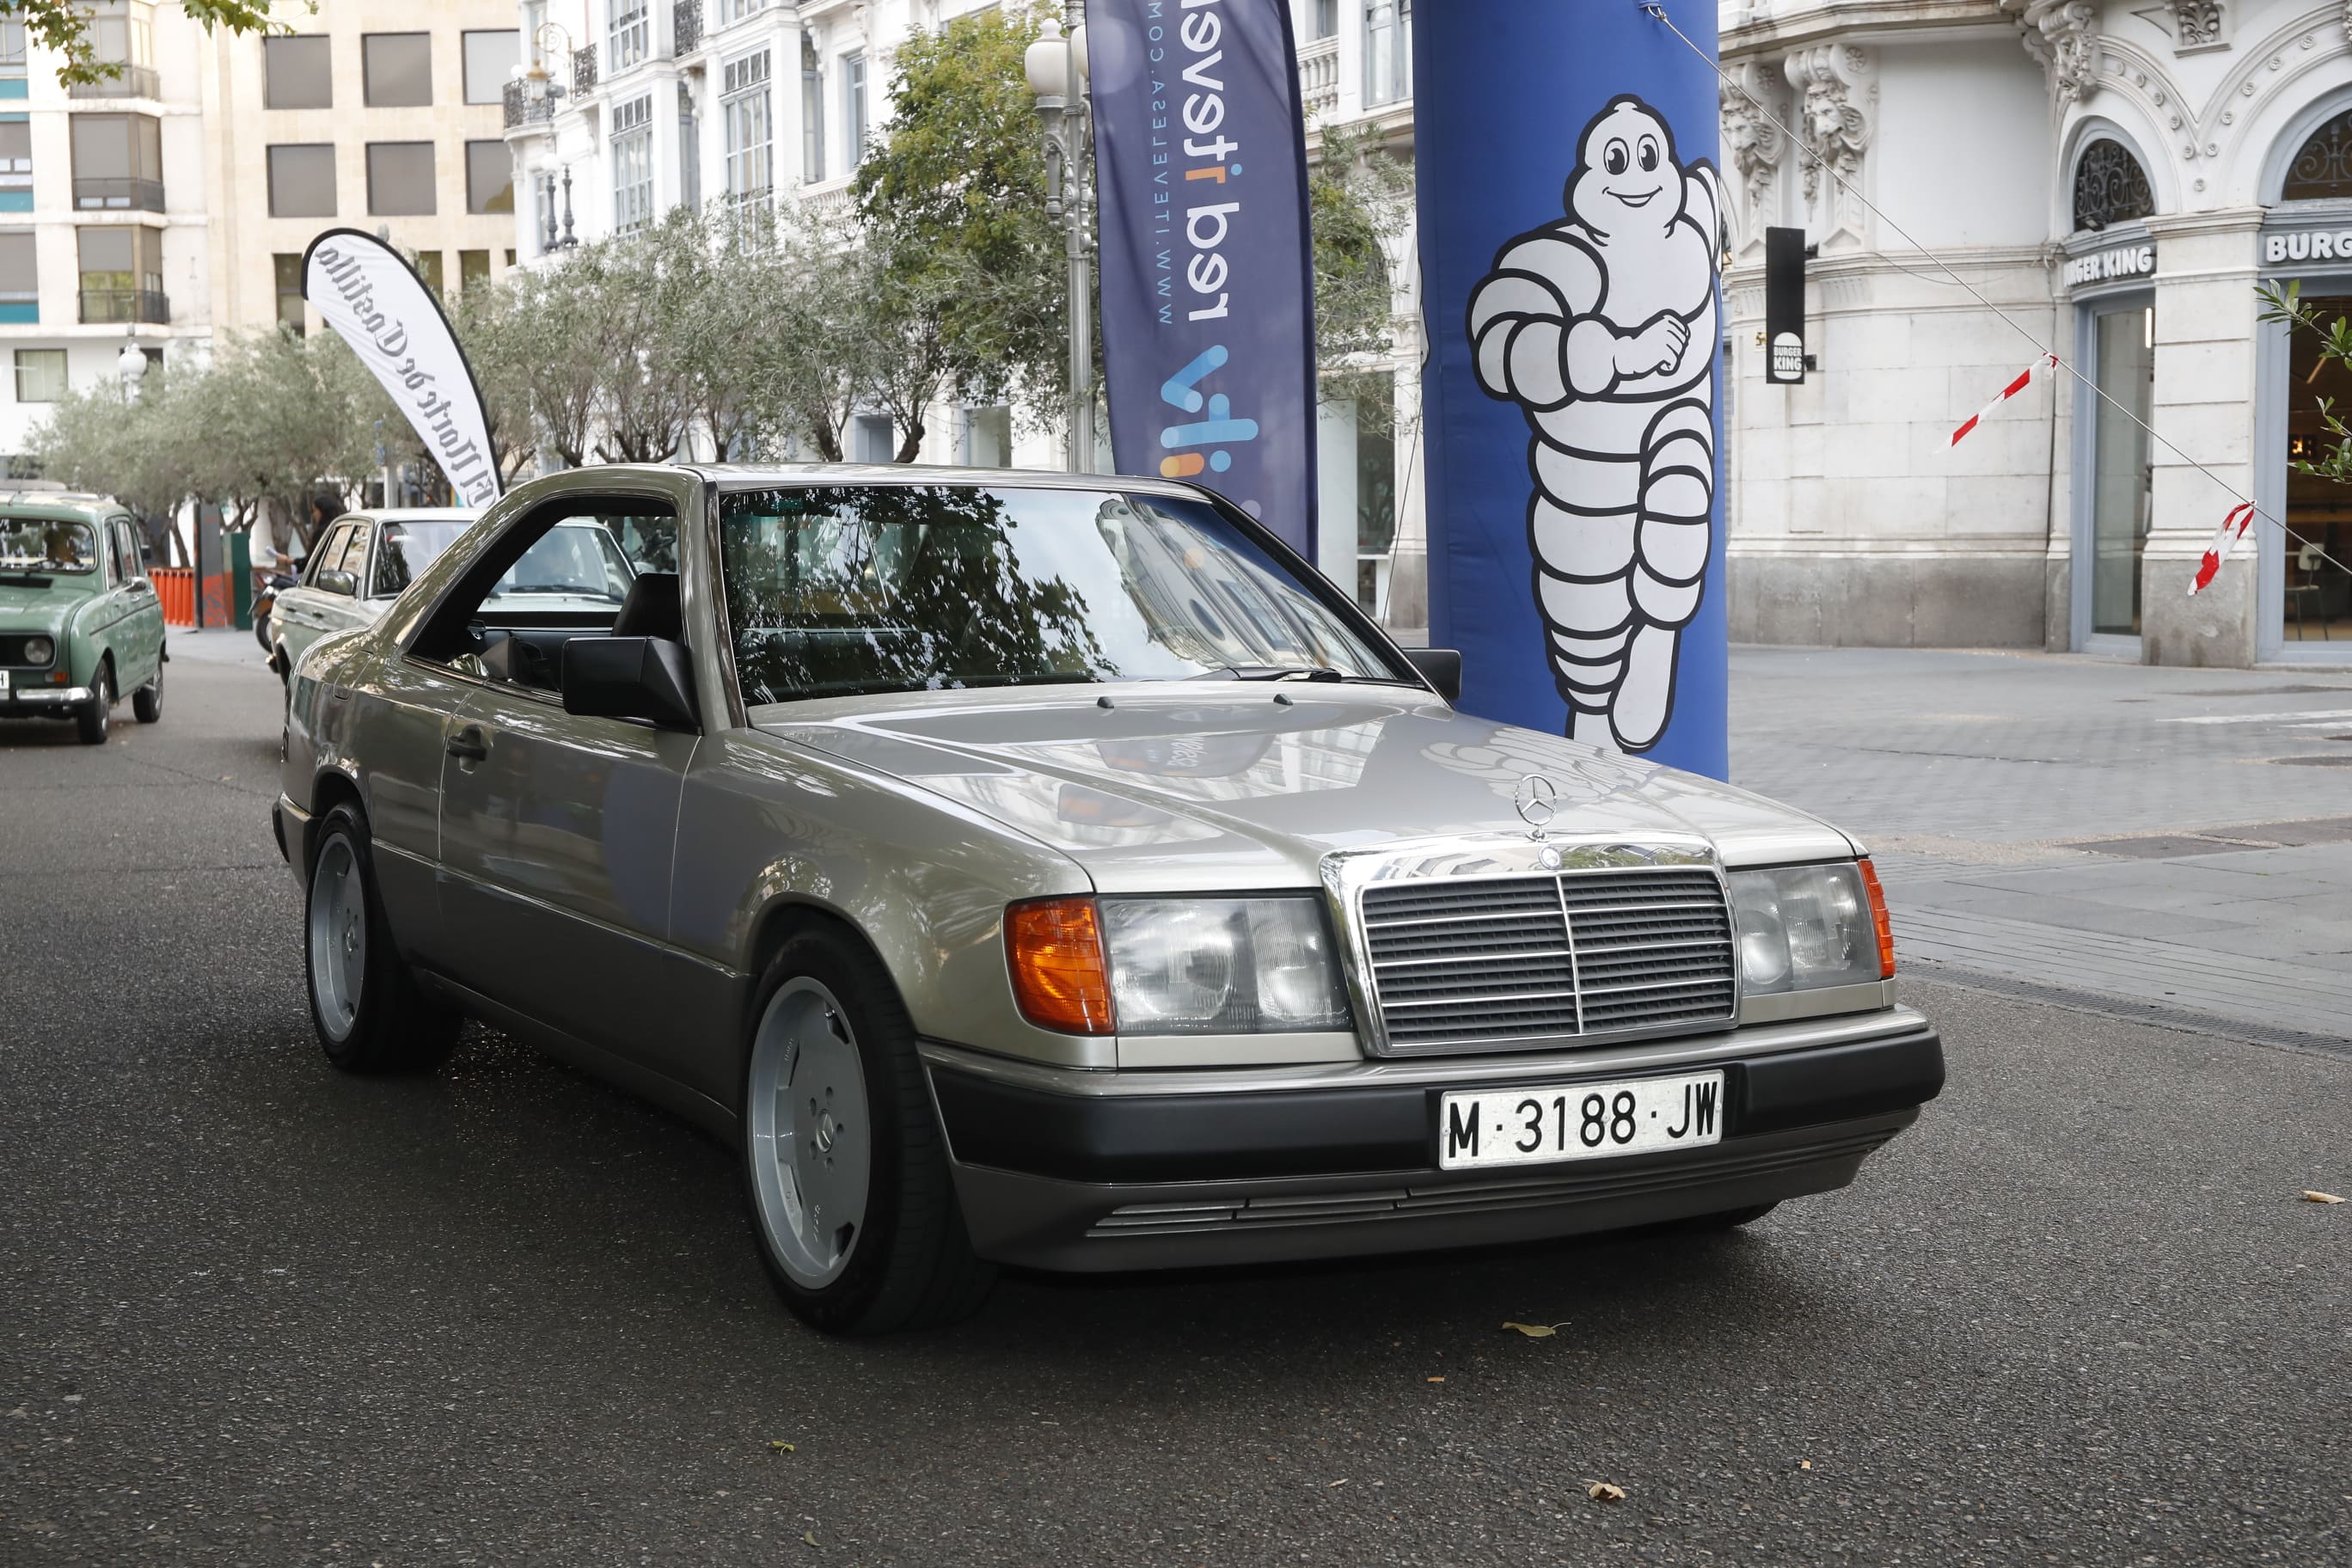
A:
[1722,0,2352,665]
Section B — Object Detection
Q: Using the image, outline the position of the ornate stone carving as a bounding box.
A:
[1783,44,1876,248]
[2007,0,2102,101]
[1720,60,1785,249]
[2174,1,2224,47]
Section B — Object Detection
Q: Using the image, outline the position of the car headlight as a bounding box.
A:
[22,635,52,665]
[1727,861,1894,995]
[1005,896,1352,1036]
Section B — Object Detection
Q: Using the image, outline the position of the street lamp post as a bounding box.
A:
[1026,9,1093,475]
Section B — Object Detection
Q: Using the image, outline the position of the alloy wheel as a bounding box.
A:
[745,977,873,1289]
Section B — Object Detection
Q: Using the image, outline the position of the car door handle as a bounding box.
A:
[445,726,487,762]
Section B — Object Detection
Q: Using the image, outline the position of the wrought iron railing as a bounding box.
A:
[502,77,555,129]
[79,287,169,325]
[675,0,703,57]
[69,64,160,100]
[71,176,164,212]
[573,43,597,95]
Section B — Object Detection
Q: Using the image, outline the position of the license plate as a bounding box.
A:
[0,669,9,690]
[1438,1070,1724,1170]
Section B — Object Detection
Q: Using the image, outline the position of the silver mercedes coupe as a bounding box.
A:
[273,464,1943,1335]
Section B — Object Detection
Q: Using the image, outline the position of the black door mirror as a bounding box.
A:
[561,635,700,731]
[1405,647,1462,704]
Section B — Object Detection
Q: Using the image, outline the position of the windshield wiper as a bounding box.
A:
[1195,665,1346,683]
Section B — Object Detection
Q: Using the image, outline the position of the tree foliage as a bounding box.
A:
[1310,124,1416,370]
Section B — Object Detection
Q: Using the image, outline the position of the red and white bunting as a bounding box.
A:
[1951,353,2059,447]
[2188,501,2257,597]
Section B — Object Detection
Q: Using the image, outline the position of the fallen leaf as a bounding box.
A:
[1587,1482,1626,1504]
[2303,1190,2346,1204]
[769,1441,795,1453]
[802,1529,819,1547]
[1799,1460,1813,1471]
[1502,1321,1556,1338]
[1327,1479,1350,1488]
[1426,1375,1445,1383]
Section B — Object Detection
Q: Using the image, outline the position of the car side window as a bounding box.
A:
[102,521,126,585]
[115,522,144,584]
[410,503,673,696]
[305,524,352,587]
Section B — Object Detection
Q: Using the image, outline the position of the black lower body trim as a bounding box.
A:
[929,1023,1944,1185]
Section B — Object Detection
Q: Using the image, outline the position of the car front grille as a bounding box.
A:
[1358,867,1736,1053]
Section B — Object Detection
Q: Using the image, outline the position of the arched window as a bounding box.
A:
[2283,108,2352,200]
[2073,138,2155,231]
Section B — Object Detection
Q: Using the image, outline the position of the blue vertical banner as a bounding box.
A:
[1087,0,1319,556]
[1416,1,1729,780]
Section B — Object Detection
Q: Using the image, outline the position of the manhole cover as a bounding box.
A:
[2269,755,2352,767]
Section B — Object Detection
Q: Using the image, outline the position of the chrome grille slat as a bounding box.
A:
[1357,863,1737,1053]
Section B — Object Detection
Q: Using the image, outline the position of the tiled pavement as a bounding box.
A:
[1728,647,2352,1044]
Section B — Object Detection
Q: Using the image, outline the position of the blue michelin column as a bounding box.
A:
[1414,0,1729,781]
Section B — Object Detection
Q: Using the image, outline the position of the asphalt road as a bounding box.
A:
[3,650,2349,1567]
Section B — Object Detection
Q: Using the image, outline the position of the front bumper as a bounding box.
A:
[925,1008,1943,1271]
[0,684,94,709]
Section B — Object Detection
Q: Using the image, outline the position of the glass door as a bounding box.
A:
[2089,305,2153,637]
[2285,294,2352,643]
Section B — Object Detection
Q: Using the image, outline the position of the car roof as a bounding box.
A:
[0,492,127,523]
[680,462,1210,502]
[343,508,478,524]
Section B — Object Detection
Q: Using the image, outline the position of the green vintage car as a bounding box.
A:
[0,495,166,744]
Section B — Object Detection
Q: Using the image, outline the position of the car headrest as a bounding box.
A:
[611,572,683,644]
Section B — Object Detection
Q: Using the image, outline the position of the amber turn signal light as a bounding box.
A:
[1858,859,1896,978]
[1005,897,1116,1035]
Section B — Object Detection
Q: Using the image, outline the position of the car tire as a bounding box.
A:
[741,928,995,1336]
[304,804,462,1075]
[254,612,272,652]
[132,658,162,724]
[75,664,110,744]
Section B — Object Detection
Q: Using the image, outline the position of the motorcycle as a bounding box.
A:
[253,569,297,653]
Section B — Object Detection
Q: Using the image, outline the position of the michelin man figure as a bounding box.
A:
[1467,95,1722,752]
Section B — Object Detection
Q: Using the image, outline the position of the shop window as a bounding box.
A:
[2088,306,2153,638]
[267,142,335,217]
[366,141,436,216]
[70,113,163,211]
[466,138,513,214]
[274,252,303,336]
[15,347,66,402]
[462,30,518,106]
[264,35,331,109]
[2285,292,2352,642]
[2071,138,2153,232]
[362,33,432,107]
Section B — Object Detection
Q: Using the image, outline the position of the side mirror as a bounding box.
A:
[561,635,700,732]
[1404,647,1462,704]
[314,567,358,597]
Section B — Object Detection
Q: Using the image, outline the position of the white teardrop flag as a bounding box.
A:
[301,228,502,509]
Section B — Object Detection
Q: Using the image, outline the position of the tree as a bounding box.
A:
[1309,123,1416,371]
[854,3,1069,448]
[6,0,287,87]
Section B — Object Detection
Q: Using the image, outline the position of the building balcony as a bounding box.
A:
[1297,34,1338,119]
[79,287,168,325]
[676,0,703,58]
[72,177,164,212]
[573,43,597,95]
[503,77,555,130]
[69,64,160,100]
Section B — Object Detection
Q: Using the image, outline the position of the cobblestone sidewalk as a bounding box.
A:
[1730,647,2352,1043]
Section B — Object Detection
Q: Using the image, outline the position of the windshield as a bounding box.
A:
[719,485,1405,703]
[0,519,97,575]
[490,524,635,605]
[372,521,470,597]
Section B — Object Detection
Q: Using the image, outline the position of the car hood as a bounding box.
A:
[759,683,1859,892]
[0,580,83,630]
